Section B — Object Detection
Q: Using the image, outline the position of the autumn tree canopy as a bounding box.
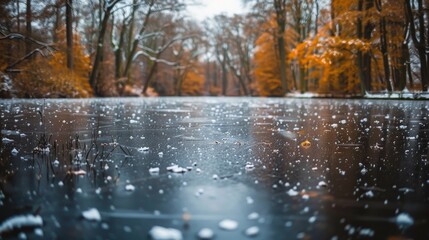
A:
[0,0,428,98]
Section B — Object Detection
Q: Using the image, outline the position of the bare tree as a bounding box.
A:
[66,0,73,69]
[405,0,428,91]
[26,0,32,54]
[89,0,122,95]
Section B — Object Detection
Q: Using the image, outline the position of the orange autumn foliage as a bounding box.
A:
[14,29,93,98]
[290,29,370,94]
[254,31,283,96]
[180,66,205,96]
[254,18,297,96]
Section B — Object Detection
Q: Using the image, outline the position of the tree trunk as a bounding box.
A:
[225,51,248,96]
[229,65,249,96]
[16,1,21,59]
[221,47,228,95]
[213,62,218,87]
[405,0,428,91]
[17,1,20,32]
[274,0,288,94]
[25,0,32,54]
[379,17,391,92]
[416,0,428,91]
[299,66,307,93]
[123,4,153,79]
[112,17,126,79]
[375,0,393,92]
[205,60,211,93]
[277,36,288,94]
[403,43,414,88]
[221,61,228,95]
[357,0,374,94]
[175,68,189,96]
[397,53,406,91]
[89,8,112,95]
[142,61,158,95]
[66,0,73,70]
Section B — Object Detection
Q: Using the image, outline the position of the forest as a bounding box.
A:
[0,0,428,98]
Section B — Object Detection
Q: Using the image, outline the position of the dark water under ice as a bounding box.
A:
[1,97,428,239]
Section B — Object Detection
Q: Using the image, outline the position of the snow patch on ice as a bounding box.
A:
[82,208,101,221]
[198,228,214,239]
[395,213,414,227]
[364,190,374,198]
[138,147,150,152]
[248,212,259,220]
[218,219,238,230]
[245,162,255,170]
[149,226,182,240]
[125,184,136,191]
[71,169,87,176]
[0,214,43,234]
[287,189,299,196]
[359,228,374,237]
[11,148,19,155]
[166,165,187,173]
[2,137,14,143]
[318,181,327,188]
[245,226,259,236]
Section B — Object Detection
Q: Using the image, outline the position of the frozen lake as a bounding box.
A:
[1,97,428,239]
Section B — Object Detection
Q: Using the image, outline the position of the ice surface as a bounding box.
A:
[0,98,428,239]
[149,226,182,240]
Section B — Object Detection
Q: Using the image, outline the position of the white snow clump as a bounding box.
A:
[0,214,43,234]
[149,226,182,240]
[82,208,101,221]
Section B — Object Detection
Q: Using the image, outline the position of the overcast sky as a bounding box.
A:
[186,0,249,22]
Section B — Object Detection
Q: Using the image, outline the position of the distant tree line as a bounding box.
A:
[0,0,427,98]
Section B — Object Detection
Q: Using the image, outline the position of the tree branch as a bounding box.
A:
[5,46,50,72]
[0,32,55,51]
